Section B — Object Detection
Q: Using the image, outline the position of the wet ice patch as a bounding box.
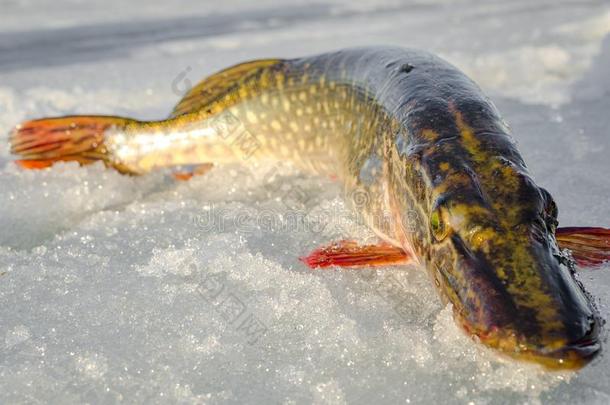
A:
[4,325,31,349]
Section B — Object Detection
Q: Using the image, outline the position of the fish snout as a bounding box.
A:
[454,305,601,370]
[438,224,602,369]
[542,316,601,369]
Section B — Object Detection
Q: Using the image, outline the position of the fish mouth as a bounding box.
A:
[509,325,601,370]
[454,309,602,370]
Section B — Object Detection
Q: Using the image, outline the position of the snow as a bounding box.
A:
[1,0,610,403]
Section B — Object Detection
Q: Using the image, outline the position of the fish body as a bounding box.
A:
[10,47,607,369]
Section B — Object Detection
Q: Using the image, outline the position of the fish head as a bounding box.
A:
[424,161,601,370]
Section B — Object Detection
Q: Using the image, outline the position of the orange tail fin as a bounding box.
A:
[10,115,136,173]
[556,227,610,267]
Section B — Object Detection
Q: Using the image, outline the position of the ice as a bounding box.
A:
[1,0,610,403]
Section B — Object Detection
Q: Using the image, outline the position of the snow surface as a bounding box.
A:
[1,0,610,403]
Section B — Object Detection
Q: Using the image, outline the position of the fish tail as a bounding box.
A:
[10,115,139,174]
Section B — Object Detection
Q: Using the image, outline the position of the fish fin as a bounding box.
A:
[10,115,139,174]
[170,59,283,118]
[15,159,56,170]
[300,240,411,269]
[556,227,610,267]
[172,163,214,181]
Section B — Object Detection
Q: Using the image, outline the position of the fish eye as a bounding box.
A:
[430,209,449,241]
[546,198,558,219]
[545,203,558,234]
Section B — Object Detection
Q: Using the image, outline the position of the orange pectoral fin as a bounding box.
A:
[556,227,610,267]
[300,240,411,269]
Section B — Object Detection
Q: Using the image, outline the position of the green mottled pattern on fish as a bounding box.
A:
[10,47,603,369]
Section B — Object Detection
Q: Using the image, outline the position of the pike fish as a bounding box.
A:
[10,47,610,369]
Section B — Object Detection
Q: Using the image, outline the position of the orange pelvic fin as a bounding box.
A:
[556,227,610,267]
[10,115,136,173]
[300,240,410,269]
[172,163,214,181]
[15,159,56,170]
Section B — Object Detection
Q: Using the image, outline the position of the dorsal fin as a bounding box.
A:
[170,59,283,118]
